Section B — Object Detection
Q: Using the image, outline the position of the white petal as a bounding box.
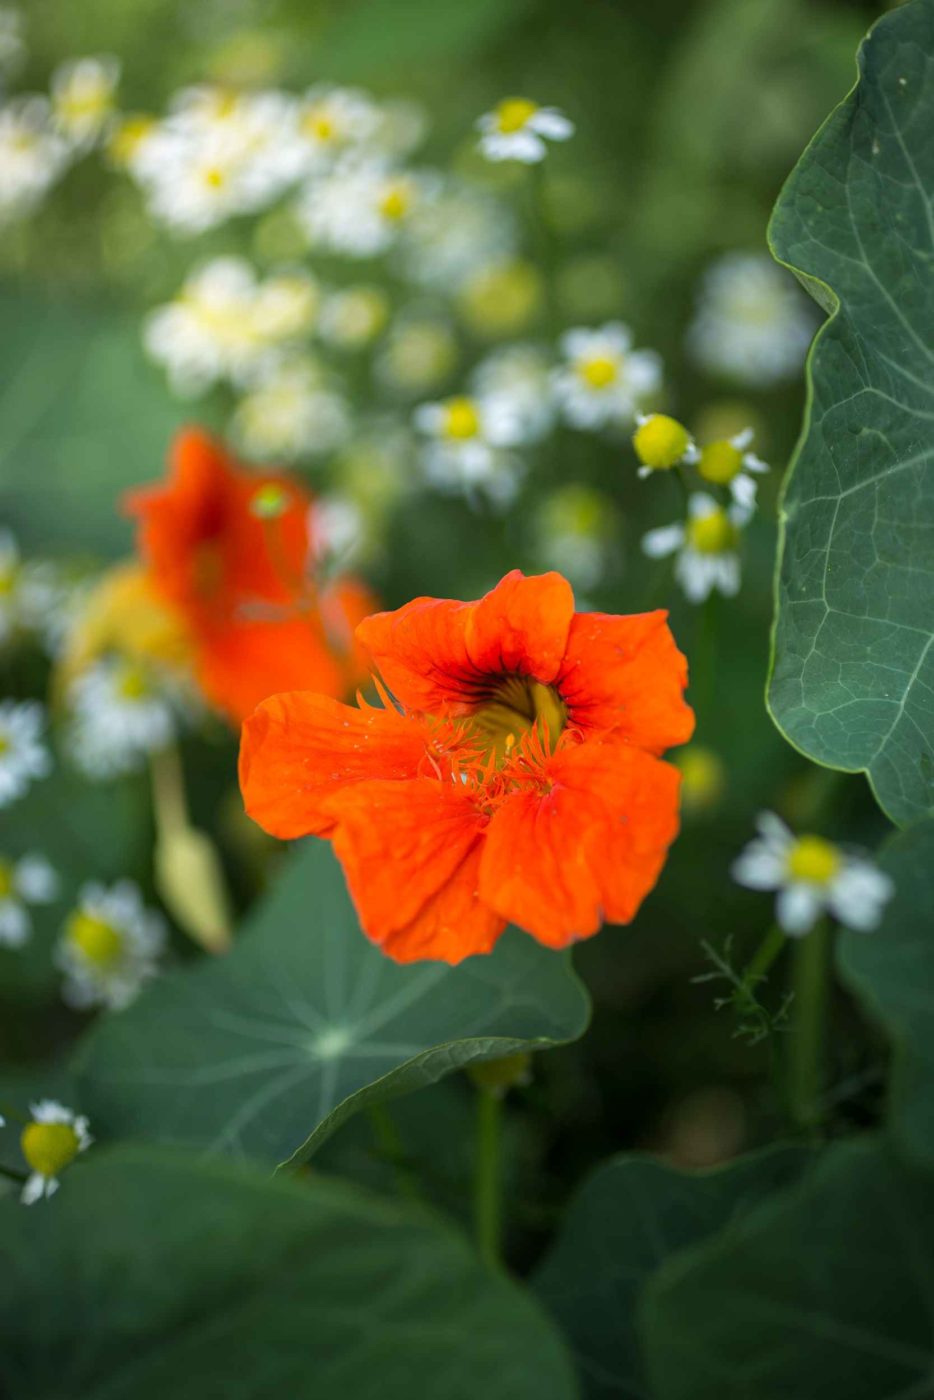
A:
[731,428,754,449]
[531,109,574,140]
[15,854,58,903]
[731,848,785,891]
[755,811,793,848]
[676,552,715,603]
[743,453,770,474]
[21,1173,47,1205]
[0,901,29,947]
[730,474,758,510]
[830,863,895,931]
[688,491,718,519]
[641,524,684,559]
[776,883,823,936]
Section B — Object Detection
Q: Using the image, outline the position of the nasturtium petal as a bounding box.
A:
[768,0,934,826]
[74,839,589,1166]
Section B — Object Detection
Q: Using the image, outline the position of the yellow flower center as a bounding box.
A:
[578,355,618,390]
[250,483,290,519]
[0,734,10,756]
[108,114,154,165]
[0,565,17,596]
[302,110,335,142]
[442,397,481,441]
[0,858,13,899]
[115,661,152,701]
[379,183,412,221]
[471,676,566,765]
[21,1121,80,1178]
[786,835,841,886]
[699,439,744,485]
[633,415,690,471]
[687,508,737,555]
[495,98,539,134]
[67,910,124,968]
[676,746,725,812]
[203,166,227,189]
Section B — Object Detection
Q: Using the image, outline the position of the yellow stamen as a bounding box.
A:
[633,415,691,471]
[699,439,744,485]
[687,508,737,555]
[379,183,412,221]
[471,677,566,765]
[67,911,124,968]
[203,166,227,189]
[115,661,151,701]
[578,355,618,390]
[442,398,481,441]
[786,835,841,886]
[21,1121,81,1179]
[302,110,335,142]
[0,858,13,899]
[495,98,539,134]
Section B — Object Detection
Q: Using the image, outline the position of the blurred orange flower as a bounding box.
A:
[240,569,693,963]
[125,428,375,724]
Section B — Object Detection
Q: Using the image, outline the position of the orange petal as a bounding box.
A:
[239,692,429,839]
[327,778,504,963]
[479,740,681,946]
[556,610,694,753]
[356,570,574,714]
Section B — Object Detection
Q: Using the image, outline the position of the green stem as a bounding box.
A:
[692,590,719,726]
[474,1086,503,1269]
[743,923,786,987]
[787,920,831,1135]
[0,1163,27,1185]
[366,1103,418,1200]
[528,161,559,336]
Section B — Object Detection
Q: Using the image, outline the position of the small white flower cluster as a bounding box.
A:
[232,355,352,463]
[144,257,320,398]
[0,528,80,653]
[56,879,166,1011]
[65,655,194,780]
[733,812,893,936]
[0,699,50,806]
[0,53,119,222]
[0,851,57,947]
[688,252,816,387]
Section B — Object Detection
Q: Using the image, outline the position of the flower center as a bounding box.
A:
[786,835,840,886]
[203,166,227,189]
[0,858,13,899]
[442,397,481,440]
[687,508,737,555]
[633,414,690,470]
[495,98,539,134]
[67,911,124,967]
[379,182,412,221]
[250,483,290,519]
[115,661,152,702]
[21,1121,80,1178]
[303,111,335,142]
[0,733,10,756]
[0,565,17,596]
[578,355,618,390]
[699,440,743,485]
[470,675,566,765]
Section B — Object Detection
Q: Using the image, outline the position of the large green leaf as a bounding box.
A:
[767,0,934,827]
[532,1146,808,1400]
[643,1138,934,1400]
[0,286,185,558]
[0,1146,578,1400]
[75,839,589,1166]
[838,817,934,1167]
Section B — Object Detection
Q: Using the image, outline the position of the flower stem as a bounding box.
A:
[787,919,831,1135]
[692,590,719,725]
[366,1103,419,1200]
[0,1162,27,1185]
[744,922,786,987]
[473,1085,503,1269]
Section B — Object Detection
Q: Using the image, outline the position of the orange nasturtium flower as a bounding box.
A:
[240,570,694,963]
[124,428,375,724]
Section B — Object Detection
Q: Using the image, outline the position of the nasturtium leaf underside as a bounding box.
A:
[75,839,590,1166]
[0,285,187,557]
[0,1146,578,1400]
[643,1138,934,1400]
[532,1146,809,1400]
[767,0,934,827]
[838,816,934,1167]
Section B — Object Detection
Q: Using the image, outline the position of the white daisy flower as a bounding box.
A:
[374,98,428,160]
[66,656,187,779]
[0,94,69,222]
[399,182,516,290]
[232,357,352,463]
[414,393,525,508]
[0,700,50,806]
[642,492,752,603]
[50,55,120,150]
[732,812,894,936]
[535,485,617,592]
[298,161,430,258]
[697,427,769,509]
[687,252,816,387]
[0,529,81,651]
[470,344,555,445]
[553,323,662,431]
[315,495,366,571]
[251,268,320,344]
[20,1100,92,1204]
[56,879,166,1011]
[632,413,698,477]
[0,852,58,948]
[476,98,573,163]
[293,84,382,172]
[318,286,390,349]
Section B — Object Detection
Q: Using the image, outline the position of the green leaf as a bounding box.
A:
[532,1146,809,1399]
[767,0,934,827]
[838,817,934,1166]
[0,1145,578,1400]
[0,286,185,558]
[75,839,590,1166]
[643,1138,934,1400]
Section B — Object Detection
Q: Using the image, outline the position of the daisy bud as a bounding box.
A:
[633,414,694,471]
